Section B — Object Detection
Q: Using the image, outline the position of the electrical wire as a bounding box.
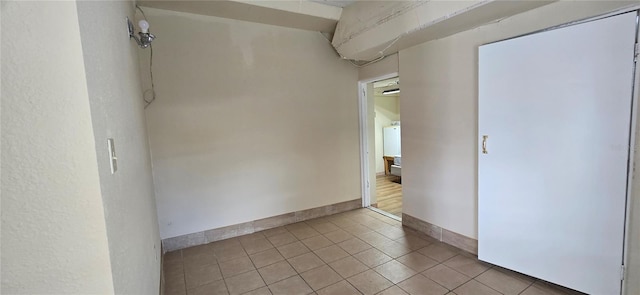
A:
[136,5,156,108]
[143,44,156,108]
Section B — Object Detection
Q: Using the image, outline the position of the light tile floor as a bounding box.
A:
[163,208,584,295]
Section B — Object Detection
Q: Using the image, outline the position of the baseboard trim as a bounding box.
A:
[402,213,478,255]
[162,198,362,252]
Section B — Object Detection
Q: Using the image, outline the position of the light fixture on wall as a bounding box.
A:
[127,17,155,48]
[383,89,400,95]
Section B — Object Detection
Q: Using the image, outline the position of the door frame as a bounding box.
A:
[358,72,399,208]
[623,8,640,295]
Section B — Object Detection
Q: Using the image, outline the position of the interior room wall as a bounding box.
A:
[399,1,638,241]
[374,96,400,173]
[1,1,114,293]
[139,7,361,240]
[76,1,161,294]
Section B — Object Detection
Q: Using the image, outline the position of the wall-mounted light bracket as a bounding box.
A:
[127,16,155,49]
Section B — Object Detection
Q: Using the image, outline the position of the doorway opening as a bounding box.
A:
[359,74,402,220]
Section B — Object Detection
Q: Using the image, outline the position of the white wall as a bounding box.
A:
[399,1,639,240]
[1,1,114,293]
[374,96,400,173]
[76,1,161,294]
[139,8,361,239]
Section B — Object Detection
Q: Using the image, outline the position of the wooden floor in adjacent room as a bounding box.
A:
[375,175,402,218]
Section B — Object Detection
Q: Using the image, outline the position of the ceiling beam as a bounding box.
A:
[332,0,556,61]
[138,0,343,33]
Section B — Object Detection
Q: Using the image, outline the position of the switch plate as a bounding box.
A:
[107,138,117,174]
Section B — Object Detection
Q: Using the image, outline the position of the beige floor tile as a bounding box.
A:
[422,264,470,290]
[277,241,310,259]
[286,222,312,231]
[329,256,369,278]
[376,285,409,295]
[310,223,340,234]
[417,243,458,263]
[476,268,533,295]
[242,286,272,295]
[301,235,334,251]
[373,260,417,284]
[185,263,223,289]
[225,270,266,295]
[300,265,343,290]
[260,227,288,237]
[187,280,228,295]
[258,261,297,285]
[520,285,549,295]
[268,232,298,247]
[338,238,372,255]
[183,256,217,273]
[287,252,326,273]
[375,226,408,240]
[243,237,275,255]
[268,275,313,295]
[250,248,285,268]
[165,250,183,263]
[183,245,217,269]
[353,248,393,268]
[375,241,412,258]
[165,260,185,278]
[290,227,322,240]
[330,218,358,228]
[396,275,448,295]
[394,234,435,250]
[453,280,501,295]
[395,252,438,272]
[214,246,248,262]
[165,275,187,295]
[491,266,536,284]
[347,270,394,295]
[442,255,490,278]
[316,280,361,295]
[183,244,214,258]
[219,256,256,278]
[357,232,394,247]
[314,245,350,263]
[212,238,242,251]
[522,281,584,295]
[324,229,354,243]
[343,224,374,236]
[239,232,267,244]
[305,217,332,226]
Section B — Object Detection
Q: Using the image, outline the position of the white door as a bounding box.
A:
[478,12,637,295]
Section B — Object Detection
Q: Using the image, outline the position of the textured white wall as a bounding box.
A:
[139,8,361,239]
[399,1,638,240]
[76,1,161,294]
[1,1,114,293]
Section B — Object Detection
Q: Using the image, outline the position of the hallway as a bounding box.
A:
[375,175,402,218]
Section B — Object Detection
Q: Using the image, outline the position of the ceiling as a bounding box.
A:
[308,0,356,8]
